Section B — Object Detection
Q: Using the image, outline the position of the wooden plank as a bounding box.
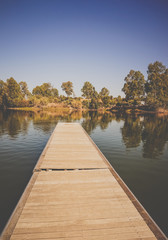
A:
[1,123,167,240]
[35,123,108,170]
[6,170,156,239]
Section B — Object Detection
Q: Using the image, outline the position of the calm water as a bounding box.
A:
[0,109,168,236]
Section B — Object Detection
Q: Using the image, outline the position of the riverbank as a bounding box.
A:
[110,106,168,114]
[7,106,71,113]
[5,105,168,115]
[6,105,106,113]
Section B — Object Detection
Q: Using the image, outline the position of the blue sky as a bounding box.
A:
[0,0,168,97]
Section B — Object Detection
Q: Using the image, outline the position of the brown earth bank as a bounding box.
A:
[2,104,168,115]
[110,105,168,114]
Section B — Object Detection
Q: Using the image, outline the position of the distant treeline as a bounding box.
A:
[0,61,168,110]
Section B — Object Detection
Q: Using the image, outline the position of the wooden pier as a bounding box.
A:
[1,123,167,240]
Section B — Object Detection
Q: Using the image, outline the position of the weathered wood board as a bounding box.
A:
[1,123,166,240]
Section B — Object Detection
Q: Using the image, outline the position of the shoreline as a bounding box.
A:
[1,106,168,115]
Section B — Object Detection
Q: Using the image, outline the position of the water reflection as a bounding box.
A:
[0,110,115,137]
[81,111,118,134]
[0,110,168,158]
[0,109,168,236]
[121,114,168,158]
[142,116,168,158]
[0,110,82,137]
[121,115,143,148]
[0,110,30,138]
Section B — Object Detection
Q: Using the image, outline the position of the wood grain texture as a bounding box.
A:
[10,170,156,240]
[35,123,108,170]
[1,123,167,240]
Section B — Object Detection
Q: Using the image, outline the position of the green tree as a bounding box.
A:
[6,77,23,106]
[70,99,82,110]
[32,86,42,96]
[51,88,59,97]
[81,82,95,99]
[19,81,31,98]
[89,98,99,109]
[41,83,53,97]
[116,95,122,106]
[99,87,110,98]
[99,88,111,108]
[145,61,168,107]
[61,81,73,97]
[32,83,59,97]
[122,70,145,105]
[0,80,8,108]
[7,77,22,100]
[92,87,98,98]
[101,96,111,108]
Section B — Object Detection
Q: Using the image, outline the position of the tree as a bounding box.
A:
[122,70,145,105]
[32,86,43,96]
[2,77,24,107]
[51,88,59,97]
[99,87,110,107]
[89,98,99,109]
[99,87,110,98]
[101,96,111,108]
[32,83,59,97]
[7,77,22,100]
[145,61,168,107]
[0,80,7,107]
[41,83,53,97]
[19,81,31,98]
[92,87,98,98]
[147,61,166,75]
[116,95,123,106]
[61,81,73,97]
[81,82,98,99]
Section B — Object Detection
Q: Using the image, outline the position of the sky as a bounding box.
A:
[0,0,168,97]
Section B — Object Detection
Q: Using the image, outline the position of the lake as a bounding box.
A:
[0,109,168,236]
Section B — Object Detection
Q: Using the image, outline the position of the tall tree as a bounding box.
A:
[32,86,43,96]
[61,81,73,97]
[122,70,145,105]
[41,83,52,97]
[51,88,59,97]
[19,81,31,98]
[0,80,7,107]
[32,83,59,97]
[99,87,110,98]
[7,77,22,100]
[145,61,168,107]
[81,82,97,99]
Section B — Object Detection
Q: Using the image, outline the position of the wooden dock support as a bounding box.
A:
[1,123,167,240]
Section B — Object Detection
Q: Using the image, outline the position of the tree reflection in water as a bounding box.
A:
[0,110,30,138]
[121,115,143,148]
[81,111,115,134]
[121,113,168,158]
[142,115,168,158]
[0,109,168,158]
